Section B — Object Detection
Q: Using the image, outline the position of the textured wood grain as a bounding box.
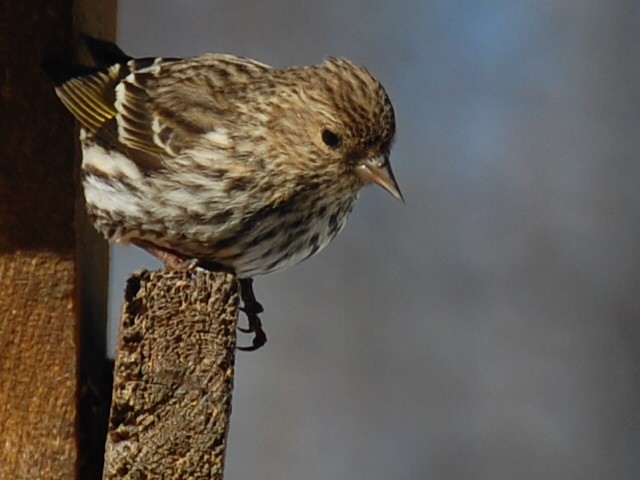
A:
[74,2,117,478]
[0,2,115,479]
[103,269,238,480]
[1,2,76,479]
[0,253,77,479]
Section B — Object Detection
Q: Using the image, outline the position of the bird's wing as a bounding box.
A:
[53,54,271,167]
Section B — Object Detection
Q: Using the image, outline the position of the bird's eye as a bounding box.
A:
[321,129,341,149]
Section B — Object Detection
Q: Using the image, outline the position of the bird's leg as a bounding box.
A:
[130,239,198,270]
[238,278,267,351]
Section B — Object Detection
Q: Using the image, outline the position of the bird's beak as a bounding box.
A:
[355,154,404,202]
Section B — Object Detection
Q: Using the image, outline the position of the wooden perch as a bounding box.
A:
[103,269,238,480]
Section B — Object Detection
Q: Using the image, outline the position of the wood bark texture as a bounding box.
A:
[103,269,238,480]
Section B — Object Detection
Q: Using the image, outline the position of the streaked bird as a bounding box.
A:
[44,36,401,349]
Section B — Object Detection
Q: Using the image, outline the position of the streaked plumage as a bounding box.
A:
[45,37,401,348]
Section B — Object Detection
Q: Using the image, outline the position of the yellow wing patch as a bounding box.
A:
[54,65,120,133]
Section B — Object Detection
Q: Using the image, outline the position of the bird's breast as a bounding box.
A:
[222,190,357,277]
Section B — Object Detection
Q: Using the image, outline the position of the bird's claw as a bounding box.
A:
[237,278,267,351]
[237,324,253,334]
[237,310,267,350]
[239,305,264,315]
[238,325,267,351]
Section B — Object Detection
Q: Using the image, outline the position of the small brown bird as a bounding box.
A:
[45,37,401,349]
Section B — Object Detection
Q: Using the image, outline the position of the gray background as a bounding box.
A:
[108,1,640,478]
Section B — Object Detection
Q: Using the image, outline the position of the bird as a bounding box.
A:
[44,36,402,350]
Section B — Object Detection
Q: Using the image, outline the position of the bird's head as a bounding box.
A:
[263,58,402,201]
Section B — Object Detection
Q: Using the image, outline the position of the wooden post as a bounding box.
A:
[0,1,114,479]
[74,2,118,478]
[103,269,238,479]
[1,4,237,478]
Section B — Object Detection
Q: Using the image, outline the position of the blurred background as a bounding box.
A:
[108,1,640,478]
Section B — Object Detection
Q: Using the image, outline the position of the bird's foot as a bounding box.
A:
[237,278,267,351]
[130,240,267,350]
[131,239,197,270]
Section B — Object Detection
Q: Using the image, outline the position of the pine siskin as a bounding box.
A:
[45,36,401,349]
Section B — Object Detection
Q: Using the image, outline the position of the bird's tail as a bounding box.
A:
[81,34,132,67]
[42,35,130,85]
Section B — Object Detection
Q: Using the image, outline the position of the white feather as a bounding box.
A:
[82,143,143,182]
